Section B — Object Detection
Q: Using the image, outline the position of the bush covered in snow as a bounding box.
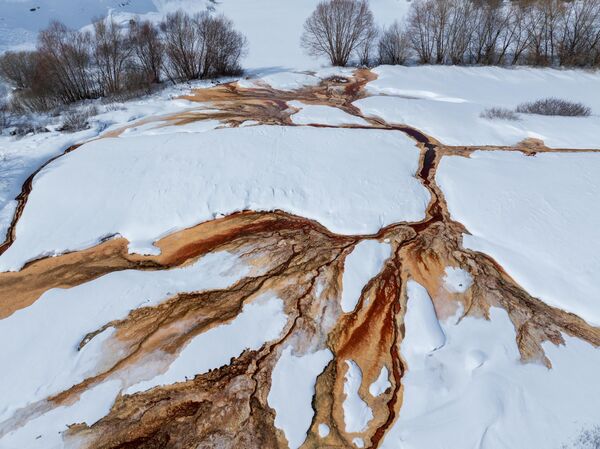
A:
[516,98,592,117]
[562,426,600,449]
[479,107,520,121]
[59,106,98,132]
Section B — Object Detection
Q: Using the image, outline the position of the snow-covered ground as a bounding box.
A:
[288,101,370,127]
[0,126,428,271]
[382,280,600,449]
[437,150,600,326]
[0,83,212,243]
[126,292,288,394]
[269,346,333,449]
[340,240,392,313]
[355,65,600,148]
[0,251,247,424]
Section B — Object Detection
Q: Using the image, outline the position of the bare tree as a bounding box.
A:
[301,0,377,66]
[378,21,410,64]
[161,11,205,81]
[129,20,164,85]
[162,11,247,81]
[92,18,133,95]
[0,51,40,89]
[407,0,437,63]
[202,14,248,77]
[38,21,96,103]
[556,0,600,66]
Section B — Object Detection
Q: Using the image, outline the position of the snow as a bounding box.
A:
[126,293,288,394]
[368,366,391,397]
[288,101,370,127]
[437,151,600,326]
[0,128,98,242]
[0,251,247,424]
[268,346,333,449]
[240,72,321,91]
[381,281,600,449]
[318,423,330,438]
[0,380,121,449]
[352,437,365,448]
[355,65,600,148]
[340,240,392,313]
[403,281,446,356]
[442,266,473,294]
[0,85,209,245]
[0,127,428,271]
[342,360,373,434]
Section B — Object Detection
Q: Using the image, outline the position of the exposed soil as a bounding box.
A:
[0,69,599,449]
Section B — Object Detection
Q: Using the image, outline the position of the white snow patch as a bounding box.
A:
[353,437,365,448]
[443,266,473,293]
[437,151,600,325]
[342,360,373,433]
[355,65,600,148]
[0,127,428,271]
[127,293,288,394]
[318,423,330,438]
[288,101,369,126]
[0,380,121,449]
[0,251,247,423]
[340,240,392,313]
[404,281,446,355]
[381,290,600,448]
[369,366,391,397]
[268,346,333,449]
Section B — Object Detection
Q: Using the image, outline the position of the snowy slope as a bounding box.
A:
[382,281,600,449]
[0,126,429,271]
[437,151,600,325]
[355,65,600,148]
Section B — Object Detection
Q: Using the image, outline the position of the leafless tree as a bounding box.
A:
[38,21,96,103]
[162,11,247,81]
[129,20,164,85]
[161,11,205,81]
[202,14,248,77]
[301,0,377,66]
[378,21,410,64]
[0,51,40,89]
[556,0,600,66]
[92,18,133,95]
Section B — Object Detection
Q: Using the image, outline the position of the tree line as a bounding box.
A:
[0,11,247,112]
[302,0,600,67]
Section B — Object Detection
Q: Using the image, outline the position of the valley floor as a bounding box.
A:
[0,66,599,449]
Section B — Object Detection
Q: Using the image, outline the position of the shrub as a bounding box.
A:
[0,51,40,89]
[479,107,520,121]
[562,425,600,449]
[92,19,133,95]
[60,105,98,132]
[161,11,247,82]
[129,20,164,85]
[301,0,377,66]
[516,98,592,116]
[378,21,410,65]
